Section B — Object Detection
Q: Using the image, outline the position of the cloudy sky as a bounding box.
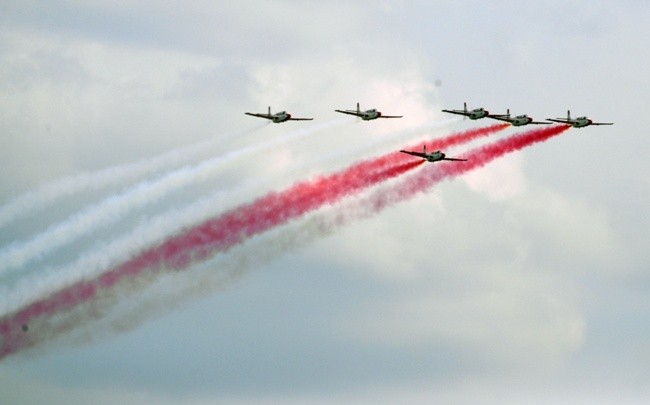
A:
[1,1,649,403]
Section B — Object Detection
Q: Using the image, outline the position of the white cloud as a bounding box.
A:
[0,29,234,197]
[461,152,527,201]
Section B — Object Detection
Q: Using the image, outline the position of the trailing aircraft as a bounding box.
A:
[546,110,613,128]
[335,102,402,121]
[245,107,313,123]
[399,145,467,163]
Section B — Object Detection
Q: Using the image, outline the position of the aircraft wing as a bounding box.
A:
[591,122,614,125]
[441,109,468,116]
[379,115,403,119]
[288,117,314,121]
[399,150,427,159]
[487,115,511,122]
[335,109,363,117]
[529,121,552,125]
[546,118,570,124]
[245,112,273,120]
[442,157,468,161]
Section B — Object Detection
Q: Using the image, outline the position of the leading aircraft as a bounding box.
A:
[335,102,402,121]
[442,102,491,120]
[487,109,550,126]
[399,145,467,163]
[245,106,313,123]
[546,110,613,128]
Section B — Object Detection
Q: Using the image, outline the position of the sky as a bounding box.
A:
[1,1,649,403]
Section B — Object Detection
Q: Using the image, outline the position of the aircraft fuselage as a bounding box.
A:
[272,112,291,123]
[467,109,489,119]
[360,109,381,120]
[570,118,592,128]
[509,115,533,126]
[424,152,447,162]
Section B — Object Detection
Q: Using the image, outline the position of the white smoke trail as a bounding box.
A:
[0,186,235,315]
[0,118,459,315]
[0,119,349,275]
[0,124,264,229]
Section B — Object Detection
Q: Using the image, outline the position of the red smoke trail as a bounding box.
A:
[413,122,509,151]
[353,122,510,178]
[0,124,507,359]
[347,124,572,220]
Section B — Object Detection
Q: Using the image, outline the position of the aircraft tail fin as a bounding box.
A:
[357,102,360,113]
[268,106,271,115]
[567,110,571,120]
[423,144,427,154]
[463,102,467,113]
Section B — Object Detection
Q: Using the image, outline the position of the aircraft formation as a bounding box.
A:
[245,101,613,164]
[441,102,613,128]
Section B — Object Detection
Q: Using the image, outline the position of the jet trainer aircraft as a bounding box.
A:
[487,109,550,126]
[335,102,402,121]
[400,145,467,163]
[245,107,313,123]
[442,102,491,120]
[546,110,613,128]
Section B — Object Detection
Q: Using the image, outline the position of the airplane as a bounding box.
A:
[245,106,313,123]
[487,109,551,126]
[399,145,467,163]
[442,102,491,120]
[334,102,402,121]
[546,110,613,128]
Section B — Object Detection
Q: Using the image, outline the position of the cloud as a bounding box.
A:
[312,186,589,368]
[1,0,649,403]
[461,153,527,201]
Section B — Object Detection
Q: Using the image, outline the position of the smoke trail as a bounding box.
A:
[318,118,497,169]
[58,125,574,347]
[183,125,573,293]
[385,124,572,205]
[122,125,572,329]
[0,187,235,316]
[0,124,265,230]
[0,124,508,358]
[0,117,465,276]
[298,125,574,250]
[0,120,487,317]
[0,119,349,274]
[0,160,425,358]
